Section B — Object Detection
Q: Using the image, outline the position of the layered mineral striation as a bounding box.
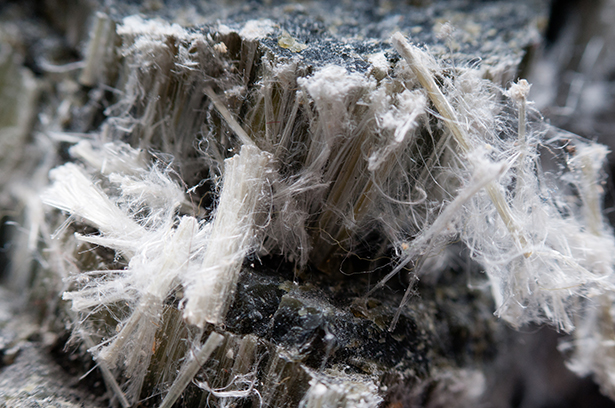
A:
[4,1,615,407]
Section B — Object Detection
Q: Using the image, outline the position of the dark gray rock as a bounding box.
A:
[10,1,610,408]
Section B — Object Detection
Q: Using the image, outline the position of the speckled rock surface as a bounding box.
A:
[0,287,105,408]
[8,1,607,408]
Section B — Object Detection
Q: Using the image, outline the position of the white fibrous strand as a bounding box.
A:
[390,33,615,332]
[159,332,224,408]
[42,141,208,403]
[183,145,272,327]
[554,141,615,399]
[34,13,615,405]
[300,377,383,408]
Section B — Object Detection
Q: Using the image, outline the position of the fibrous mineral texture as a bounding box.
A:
[4,1,615,407]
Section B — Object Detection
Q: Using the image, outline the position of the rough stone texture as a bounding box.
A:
[6,1,615,408]
[0,287,105,408]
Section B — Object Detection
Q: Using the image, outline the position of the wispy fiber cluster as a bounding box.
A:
[6,9,615,406]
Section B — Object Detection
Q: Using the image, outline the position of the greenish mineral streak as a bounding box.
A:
[13,1,615,408]
[159,332,224,408]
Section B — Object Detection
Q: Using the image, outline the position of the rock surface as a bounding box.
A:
[5,1,615,408]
